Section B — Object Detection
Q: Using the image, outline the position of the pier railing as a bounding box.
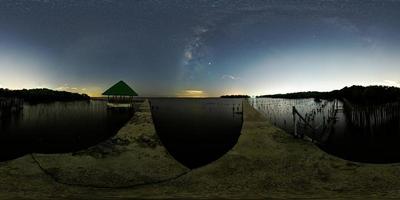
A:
[292,99,340,143]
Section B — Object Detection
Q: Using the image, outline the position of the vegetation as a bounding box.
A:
[343,101,400,135]
[258,91,337,100]
[221,95,250,98]
[0,88,90,103]
[258,85,400,105]
[340,85,400,104]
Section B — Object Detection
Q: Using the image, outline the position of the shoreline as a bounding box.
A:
[1,99,400,198]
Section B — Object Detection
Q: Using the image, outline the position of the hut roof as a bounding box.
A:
[102,81,138,96]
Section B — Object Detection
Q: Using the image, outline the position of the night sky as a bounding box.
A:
[1,0,400,97]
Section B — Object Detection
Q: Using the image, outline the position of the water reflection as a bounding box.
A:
[251,98,337,135]
[0,100,133,161]
[323,101,400,163]
[253,98,400,163]
[149,98,243,169]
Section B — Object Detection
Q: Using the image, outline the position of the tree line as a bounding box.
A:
[0,88,90,103]
[220,95,250,98]
[257,85,400,105]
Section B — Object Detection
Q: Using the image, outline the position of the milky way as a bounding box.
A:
[0,0,400,96]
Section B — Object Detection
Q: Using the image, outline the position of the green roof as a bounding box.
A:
[102,81,138,96]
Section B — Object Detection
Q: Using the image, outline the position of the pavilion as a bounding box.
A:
[102,80,138,109]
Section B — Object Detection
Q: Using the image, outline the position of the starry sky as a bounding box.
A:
[1,0,400,97]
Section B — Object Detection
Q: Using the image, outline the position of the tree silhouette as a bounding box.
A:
[258,85,400,105]
[0,88,90,103]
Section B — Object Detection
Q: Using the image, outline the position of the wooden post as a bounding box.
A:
[293,106,298,137]
[335,99,337,110]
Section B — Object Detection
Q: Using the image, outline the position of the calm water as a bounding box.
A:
[149,98,243,169]
[253,98,400,163]
[0,100,133,161]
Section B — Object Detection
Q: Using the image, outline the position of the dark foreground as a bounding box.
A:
[1,100,400,199]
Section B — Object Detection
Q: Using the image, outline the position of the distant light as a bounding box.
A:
[185,90,203,94]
